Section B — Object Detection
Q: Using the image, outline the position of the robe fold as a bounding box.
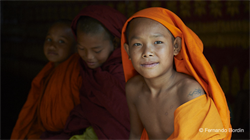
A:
[42,5,130,139]
[141,94,227,139]
[121,7,232,140]
[11,53,82,139]
[66,48,130,139]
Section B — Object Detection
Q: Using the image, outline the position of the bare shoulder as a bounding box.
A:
[125,75,144,102]
[176,73,205,104]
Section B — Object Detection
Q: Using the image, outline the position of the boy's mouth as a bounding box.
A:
[141,62,159,68]
[47,51,58,55]
[86,61,96,66]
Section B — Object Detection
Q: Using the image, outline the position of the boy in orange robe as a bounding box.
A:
[122,7,232,139]
[11,20,82,139]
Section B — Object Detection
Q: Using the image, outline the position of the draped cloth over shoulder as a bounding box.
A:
[45,5,130,139]
[121,7,232,139]
[11,53,82,139]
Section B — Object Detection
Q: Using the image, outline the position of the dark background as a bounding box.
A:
[1,1,249,139]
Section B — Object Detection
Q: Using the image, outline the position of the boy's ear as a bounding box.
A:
[173,37,182,56]
[124,43,131,60]
[113,37,120,49]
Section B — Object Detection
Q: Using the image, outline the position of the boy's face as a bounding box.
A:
[76,29,114,69]
[44,23,75,66]
[124,18,177,79]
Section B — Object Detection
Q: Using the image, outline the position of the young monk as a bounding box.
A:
[11,20,82,139]
[41,5,130,139]
[122,7,232,139]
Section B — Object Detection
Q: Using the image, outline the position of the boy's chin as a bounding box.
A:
[87,65,98,69]
[139,72,160,79]
[134,67,160,79]
[87,63,102,69]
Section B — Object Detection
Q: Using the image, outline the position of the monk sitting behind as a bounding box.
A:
[11,19,82,139]
[122,7,231,140]
[41,5,130,140]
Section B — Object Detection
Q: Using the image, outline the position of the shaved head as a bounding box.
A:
[76,16,114,41]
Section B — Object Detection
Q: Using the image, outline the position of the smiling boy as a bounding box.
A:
[76,16,117,69]
[64,5,130,139]
[122,7,232,139]
[11,20,82,139]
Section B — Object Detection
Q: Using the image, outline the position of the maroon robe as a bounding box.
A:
[41,5,129,139]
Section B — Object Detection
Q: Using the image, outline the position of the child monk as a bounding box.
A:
[11,20,82,139]
[122,7,232,139]
[41,5,130,139]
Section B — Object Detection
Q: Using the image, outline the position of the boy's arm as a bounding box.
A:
[179,79,205,104]
[126,80,144,139]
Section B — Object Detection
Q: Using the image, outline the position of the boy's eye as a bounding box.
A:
[59,40,65,43]
[77,46,84,50]
[154,41,163,44]
[95,50,102,53]
[46,38,52,42]
[133,43,141,46]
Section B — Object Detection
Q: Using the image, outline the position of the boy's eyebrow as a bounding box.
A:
[59,36,68,39]
[46,33,67,38]
[130,36,141,41]
[45,34,68,39]
[150,34,164,38]
[92,46,102,49]
[76,44,101,49]
[130,34,164,41]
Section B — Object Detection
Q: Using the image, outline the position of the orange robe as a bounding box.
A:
[121,7,232,139]
[11,53,82,139]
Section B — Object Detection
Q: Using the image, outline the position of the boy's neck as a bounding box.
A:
[143,68,178,96]
[54,63,59,67]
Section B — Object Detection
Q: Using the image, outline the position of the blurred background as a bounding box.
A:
[1,1,249,139]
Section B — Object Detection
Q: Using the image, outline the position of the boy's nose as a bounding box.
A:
[142,53,154,58]
[49,42,56,49]
[142,45,154,58]
[86,51,94,60]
